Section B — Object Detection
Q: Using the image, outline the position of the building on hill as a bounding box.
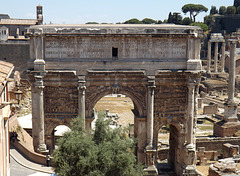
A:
[0,61,14,176]
[0,5,42,42]
[0,5,43,78]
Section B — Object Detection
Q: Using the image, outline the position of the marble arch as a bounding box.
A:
[27,24,203,175]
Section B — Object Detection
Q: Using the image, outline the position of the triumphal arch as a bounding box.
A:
[27,24,203,175]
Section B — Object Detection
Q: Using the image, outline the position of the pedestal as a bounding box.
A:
[143,148,158,176]
[224,102,238,122]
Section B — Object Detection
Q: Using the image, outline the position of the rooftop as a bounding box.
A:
[0,19,37,25]
[28,24,203,36]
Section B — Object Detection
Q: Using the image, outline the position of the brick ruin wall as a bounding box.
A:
[0,43,29,78]
[196,137,240,156]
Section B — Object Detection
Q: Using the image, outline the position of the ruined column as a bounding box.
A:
[221,42,226,73]
[143,77,158,176]
[34,75,47,152]
[214,42,219,73]
[224,39,238,122]
[146,78,155,148]
[207,42,211,73]
[183,81,198,175]
[78,76,86,129]
[187,82,195,146]
[228,40,237,103]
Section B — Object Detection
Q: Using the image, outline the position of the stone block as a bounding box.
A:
[203,104,218,115]
[223,143,239,158]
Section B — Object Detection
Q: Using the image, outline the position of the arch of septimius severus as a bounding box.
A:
[27,24,203,175]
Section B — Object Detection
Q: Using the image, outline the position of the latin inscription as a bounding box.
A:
[45,37,186,59]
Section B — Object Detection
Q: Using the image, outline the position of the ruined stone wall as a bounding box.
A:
[196,137,240,153]
[0,43,29,78]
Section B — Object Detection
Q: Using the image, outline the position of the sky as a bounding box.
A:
[0,0,232,24]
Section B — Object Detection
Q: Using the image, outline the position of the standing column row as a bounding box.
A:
[207,41,226,73]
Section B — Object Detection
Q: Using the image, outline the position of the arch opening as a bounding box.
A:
[51,125,71,152]
[93,94,135,130]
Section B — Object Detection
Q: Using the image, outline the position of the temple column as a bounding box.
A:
[34,75,47,153]
[146,77,155,148]
[78,76,86,129]
[214,42,219,73]
[186,82,195,146]
[221,42,226,73]
[207,42,211,73]
[228,40,237,103]
[224,39,238,122]
[143,77,158,176]
[184,81,197,175]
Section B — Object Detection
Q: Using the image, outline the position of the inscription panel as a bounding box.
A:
[44,86,78,118]
[45,37,187,59]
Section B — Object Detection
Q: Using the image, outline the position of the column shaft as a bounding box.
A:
[228,40,237,102]
[207,42,211,73]
[34,75,47,152]
[214,42,219,73]
[78,77,86,129]
[221,43,226,73]
[187,82,195,145]
[147,85,154,147]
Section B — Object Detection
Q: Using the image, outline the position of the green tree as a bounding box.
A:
[157,20,162,24]
[53,116,143,176]
[210,6,218,15]
[219,6,227,15]
[124,18,142,24]
[182,17,192,25]
[234,0,240,8]
[86,22,99,24]
[167,12,173,23]
[142,18,157,24]
[190,22,208,32]
[182,4,208,22]
[204,15,214,26]
[226,6,236,15]
[172,12,182,24]
[237,6,240,14]
[167,12,182,24]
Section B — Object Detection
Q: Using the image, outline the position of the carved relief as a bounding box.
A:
[154,85,187,119]
[44,86,78,118]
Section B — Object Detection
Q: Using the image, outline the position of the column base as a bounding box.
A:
[37,144,49,154]
[143,165,158,176]
[224,102,238,122]
[144,146,158,175]
[184,144,196,166]
[183,165,198,176]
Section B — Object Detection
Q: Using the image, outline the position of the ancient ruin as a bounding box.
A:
[27,24,203,175]
[207,33,225,73]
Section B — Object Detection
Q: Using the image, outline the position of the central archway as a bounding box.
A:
[85,85,148,163]
[86,87,146,119]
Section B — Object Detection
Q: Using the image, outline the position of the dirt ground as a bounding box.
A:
[94,96,134,127]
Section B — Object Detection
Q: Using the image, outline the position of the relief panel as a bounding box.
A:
[154,85,187,118]
[44,86,78,118]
